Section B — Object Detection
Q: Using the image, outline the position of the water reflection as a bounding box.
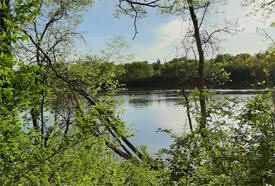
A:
[129,97,152,107]
[114,89,257,154]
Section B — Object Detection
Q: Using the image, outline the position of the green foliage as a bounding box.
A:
[160,58,196,85]
[158,91,275,185]
[13,136,165,185]
[117,51,275,89]
[118,61,154,86]
[243,0,275,26]
[68,57,121,95]
[0,1,166,185]
[1,62,165,184]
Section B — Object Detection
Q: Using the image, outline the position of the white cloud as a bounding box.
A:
[203,0,274,55]
[148,19,185,54]
[131,0,274,62]
[134,18,188,62]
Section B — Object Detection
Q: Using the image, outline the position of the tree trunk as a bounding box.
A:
[0,0,11,54]
[183,89,193,131]
[187,0,207,132]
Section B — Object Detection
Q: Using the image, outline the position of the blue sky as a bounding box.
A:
[77,0,275,63]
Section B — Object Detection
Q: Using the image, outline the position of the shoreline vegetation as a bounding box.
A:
[116,52,275,90]
[121,88,271,94]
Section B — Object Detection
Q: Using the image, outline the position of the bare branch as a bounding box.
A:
[256,27,275,44]
[119,0,139,39]
[121,0,170,9]
[40,9,64,41]
[198,1,210,30]
[202,28,227,45]
[117,0,174,39]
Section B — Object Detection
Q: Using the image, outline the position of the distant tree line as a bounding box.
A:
[116,51,275,89]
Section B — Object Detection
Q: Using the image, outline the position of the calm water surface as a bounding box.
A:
[114,89,259,154]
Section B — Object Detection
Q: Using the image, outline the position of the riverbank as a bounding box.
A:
[121,87,270,95]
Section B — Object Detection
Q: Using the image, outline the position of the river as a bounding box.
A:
[113,89,262,154]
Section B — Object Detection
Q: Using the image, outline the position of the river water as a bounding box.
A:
[113,89,261,154]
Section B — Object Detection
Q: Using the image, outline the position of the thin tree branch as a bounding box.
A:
[202,28,226,45]
[198,1,210,30]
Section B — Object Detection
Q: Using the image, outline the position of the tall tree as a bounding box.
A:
[117,0,235,132]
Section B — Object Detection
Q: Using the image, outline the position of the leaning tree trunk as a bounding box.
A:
[24,30,146,161]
